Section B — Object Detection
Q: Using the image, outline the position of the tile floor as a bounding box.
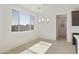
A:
[7,38,76,54]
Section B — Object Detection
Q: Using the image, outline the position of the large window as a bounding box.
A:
[11,9,35,32]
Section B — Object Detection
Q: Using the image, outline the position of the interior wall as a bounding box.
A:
[38,14,56,40]
[0,5,38,53]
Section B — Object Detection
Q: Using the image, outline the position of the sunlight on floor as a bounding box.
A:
[20,41,52,54]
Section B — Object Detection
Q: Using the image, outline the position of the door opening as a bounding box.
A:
[56,14,67,41]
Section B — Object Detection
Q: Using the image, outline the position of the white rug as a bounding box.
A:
[20,41,52,54]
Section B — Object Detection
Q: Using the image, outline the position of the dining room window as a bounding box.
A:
[11,9,35,32]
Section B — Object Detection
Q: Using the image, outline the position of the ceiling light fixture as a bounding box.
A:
[38,4,50,23]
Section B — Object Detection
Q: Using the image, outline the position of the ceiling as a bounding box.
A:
[20,4,79,15]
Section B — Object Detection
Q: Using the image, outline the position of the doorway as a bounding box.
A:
[56,14,67,41]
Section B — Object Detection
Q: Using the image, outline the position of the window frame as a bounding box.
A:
[11,9,35,32]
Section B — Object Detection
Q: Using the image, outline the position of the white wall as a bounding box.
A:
[65,9,79,42]
[38,14,56,40]
[0,5,38,53]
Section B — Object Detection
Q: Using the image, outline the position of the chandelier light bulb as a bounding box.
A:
[42,18,45,22]
[47,18,50,22]
[38,19,41,22]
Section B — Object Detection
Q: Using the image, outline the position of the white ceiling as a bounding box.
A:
[20,4,79,14]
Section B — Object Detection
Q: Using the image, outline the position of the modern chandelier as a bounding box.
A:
[38,4,50,23]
